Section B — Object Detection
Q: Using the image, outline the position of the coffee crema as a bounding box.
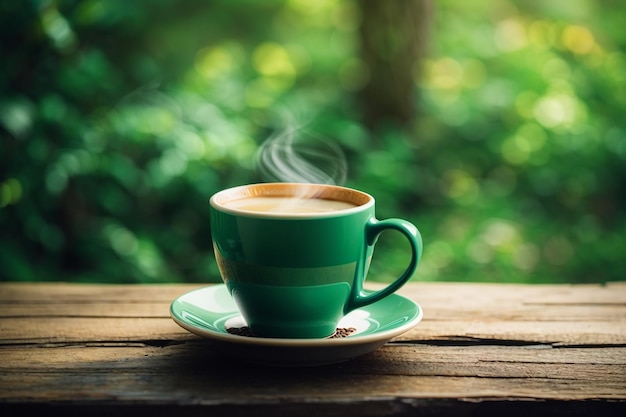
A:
[224,196,358,214]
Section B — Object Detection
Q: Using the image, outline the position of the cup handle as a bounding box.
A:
[344,218,423,313]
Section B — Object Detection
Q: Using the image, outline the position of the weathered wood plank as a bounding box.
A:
[2,282,624,305]
[2,297,623,321]
[0,282,195,302]
[0,343,624,401]
[1,282,624,416]
[2,371,623,401]
[0,317,189,344]
[2,282,624,345]
[1,315,625,346]
[2,343,625,374]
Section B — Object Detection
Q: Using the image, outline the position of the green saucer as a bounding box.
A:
[170,284,423,366]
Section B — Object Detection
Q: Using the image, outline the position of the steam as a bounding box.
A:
[256,126,347,186]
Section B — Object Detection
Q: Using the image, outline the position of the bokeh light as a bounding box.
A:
[1,0,624,284]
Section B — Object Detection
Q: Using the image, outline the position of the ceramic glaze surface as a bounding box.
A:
[209,183,423,338]
[170,285,423,366]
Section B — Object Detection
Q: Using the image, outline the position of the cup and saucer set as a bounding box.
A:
[171,183,424,366]
[170,284,423,367]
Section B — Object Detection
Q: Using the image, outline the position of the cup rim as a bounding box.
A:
[210,182,374,219]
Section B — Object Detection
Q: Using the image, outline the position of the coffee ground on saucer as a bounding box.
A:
[226,326,357,339]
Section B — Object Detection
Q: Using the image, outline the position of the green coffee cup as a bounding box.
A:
[209,183,422,339]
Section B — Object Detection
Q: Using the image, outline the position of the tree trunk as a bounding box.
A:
[357,0,431,130]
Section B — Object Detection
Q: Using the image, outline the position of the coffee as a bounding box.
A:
[224,196,358,214]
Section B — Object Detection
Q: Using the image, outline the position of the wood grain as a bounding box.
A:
[1,282,625,416]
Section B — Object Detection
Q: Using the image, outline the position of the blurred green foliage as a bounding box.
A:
[1,0,624,284]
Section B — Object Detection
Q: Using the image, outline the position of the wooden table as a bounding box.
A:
[1,282,625,416]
